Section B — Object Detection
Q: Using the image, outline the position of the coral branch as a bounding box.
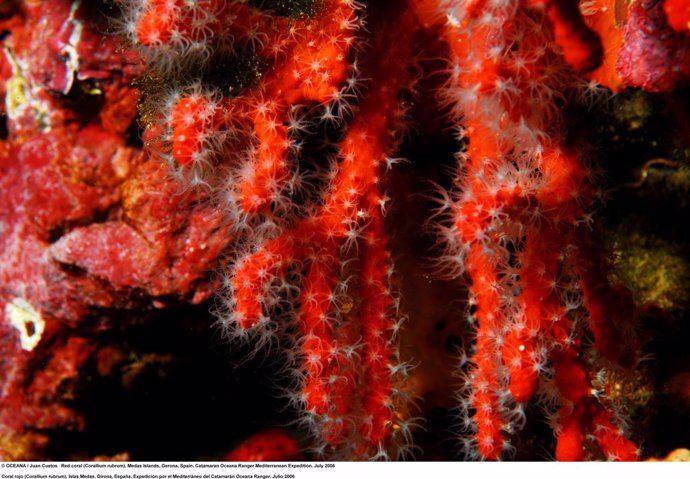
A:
[125,0,423,459]
[127,0,360,217]
[221,9,419,456]
[430,0,638,460]
[664,0,690,33]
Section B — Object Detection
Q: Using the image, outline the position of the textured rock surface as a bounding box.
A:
[0,0,232,459]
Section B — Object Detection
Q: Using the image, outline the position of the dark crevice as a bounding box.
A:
[43,306,294,460]
[0,113,8,140]
[249,0,320,19]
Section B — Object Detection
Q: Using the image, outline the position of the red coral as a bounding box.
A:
[545,0,604,71]
[124,0,425,459]
[223,27,417,455]
[125,0,359,216]
[428,0,638,460]
[664,0,690,33]
[3,0,677,462]
[224,430,302,462]
[116,0,650,461]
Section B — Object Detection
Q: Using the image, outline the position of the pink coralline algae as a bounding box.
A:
[0,0,231,459]
[617,0,690,92]
[1,0,690,462]
[581,0,690,92]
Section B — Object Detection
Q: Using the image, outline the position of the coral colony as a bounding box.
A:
[1,0,690,461]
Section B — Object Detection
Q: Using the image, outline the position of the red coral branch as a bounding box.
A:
[219,8,420,458]
[664,0,690,33]
[126,0,360,217]
[428,0,638,460]
[126,0,424,459]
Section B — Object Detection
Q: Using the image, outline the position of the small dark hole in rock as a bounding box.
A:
[25,321,36,337]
